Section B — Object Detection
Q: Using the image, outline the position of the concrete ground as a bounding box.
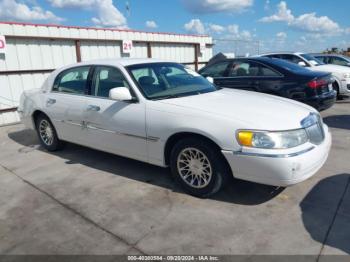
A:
[0,100,349,256]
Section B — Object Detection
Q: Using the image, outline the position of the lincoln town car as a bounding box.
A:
[19,59,332,197]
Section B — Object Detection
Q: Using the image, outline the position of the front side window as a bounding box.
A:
[127,63,219,100]
[300,54,324,66]
[53,66,90,94]
[199,61,230,77]
[315,56,328,63]
[92,66,131,98]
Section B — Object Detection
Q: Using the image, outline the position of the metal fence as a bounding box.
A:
[213,39,260,57]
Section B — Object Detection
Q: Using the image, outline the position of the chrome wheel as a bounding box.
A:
[177,148,212,189]
[39,119,54,146]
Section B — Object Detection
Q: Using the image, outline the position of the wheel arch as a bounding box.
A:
[164,131,223,166]
[32,110,50,127]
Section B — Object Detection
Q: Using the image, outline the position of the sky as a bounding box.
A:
[0,0,350,54]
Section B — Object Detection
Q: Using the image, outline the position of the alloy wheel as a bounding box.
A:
[177,147,213,189]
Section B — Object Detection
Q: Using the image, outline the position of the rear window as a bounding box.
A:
[266,58,311,73]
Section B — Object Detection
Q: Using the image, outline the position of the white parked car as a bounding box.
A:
[19,59,332,197]
[259,52,350,97]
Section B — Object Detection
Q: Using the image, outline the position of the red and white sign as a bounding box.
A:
[122,40,133,54]
[0,35,6,54]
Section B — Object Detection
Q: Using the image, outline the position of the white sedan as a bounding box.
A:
[19,59,332,197]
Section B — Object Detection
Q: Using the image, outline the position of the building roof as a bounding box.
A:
[0,21,209,38]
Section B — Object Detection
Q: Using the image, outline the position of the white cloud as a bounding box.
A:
[91,0,127,28]
[48,0,127,28]
[292,13,341,34]
[264,0,270,11]
[145,20,158,29]
[227,24,239,35]
[48,0,96,8]
[184,19,205,34]
[227,24,252,40]
[0,0,63,21]
[182,0,253,14]
[260,1,293,23]
[276,32,287,42]
[208,24,225,34]
[240,30,252,40]
[184,20,253,40]
[260,1,342,36]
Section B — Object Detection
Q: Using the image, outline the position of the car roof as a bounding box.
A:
[311,53,347,57]
[64,58,169,68]
[259,52,304,56]
[226,57,278,63]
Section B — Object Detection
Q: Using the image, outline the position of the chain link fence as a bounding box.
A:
[213,39,261,57]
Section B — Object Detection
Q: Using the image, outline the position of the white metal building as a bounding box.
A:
[0,21,213,125]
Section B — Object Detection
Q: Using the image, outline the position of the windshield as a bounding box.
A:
[300,54,324,66]
[127,63,219,100]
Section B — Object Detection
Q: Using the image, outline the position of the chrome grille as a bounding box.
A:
[302,113,325,145]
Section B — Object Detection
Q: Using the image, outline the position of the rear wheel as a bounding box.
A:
[35,114,64,151]
[170,137,230,197]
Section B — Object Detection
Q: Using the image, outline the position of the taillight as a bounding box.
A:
[307,79,328,89]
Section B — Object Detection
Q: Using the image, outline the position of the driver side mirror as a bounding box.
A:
[298,61,307,67]
[109,87,133,101]
[206,76,214,83]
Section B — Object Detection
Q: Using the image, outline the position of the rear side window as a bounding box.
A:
[259,65,281,77]
[227,61,281,77]
[281,54,305,65]
[200,62,230,77]
[53,66,90,94]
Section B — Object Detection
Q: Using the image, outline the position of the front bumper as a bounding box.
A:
[340,78,350,94]
[222,126,332,187]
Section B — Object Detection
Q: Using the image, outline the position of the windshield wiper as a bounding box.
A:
[152,94,182,100]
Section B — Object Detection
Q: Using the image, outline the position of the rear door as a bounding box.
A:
[44,66,92,144]
[254,61,284,95]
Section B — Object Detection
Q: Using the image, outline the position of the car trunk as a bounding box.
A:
[309,74,333,96]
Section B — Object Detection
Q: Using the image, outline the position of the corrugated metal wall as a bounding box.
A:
[0,22,213,125]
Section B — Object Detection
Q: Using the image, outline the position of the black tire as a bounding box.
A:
[35,114,64,151]
[333,82,342,100]
[169,137,230,198]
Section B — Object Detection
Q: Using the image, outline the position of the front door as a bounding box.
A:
[83,65,148,162]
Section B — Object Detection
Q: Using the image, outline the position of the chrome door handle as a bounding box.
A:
[46,98,56,105]
[87,105,100,112]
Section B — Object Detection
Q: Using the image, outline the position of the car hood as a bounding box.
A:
[157,88,316,130]
[311,64,350,74]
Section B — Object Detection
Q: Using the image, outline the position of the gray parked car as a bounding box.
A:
[312,53,350,67]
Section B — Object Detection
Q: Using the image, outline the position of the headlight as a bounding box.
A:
[237,129,308,149]
[343,73,350,78]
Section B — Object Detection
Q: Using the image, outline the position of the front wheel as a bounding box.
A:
[170,138,230,197]
[332,82,342,100]
[35,114,64,151]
